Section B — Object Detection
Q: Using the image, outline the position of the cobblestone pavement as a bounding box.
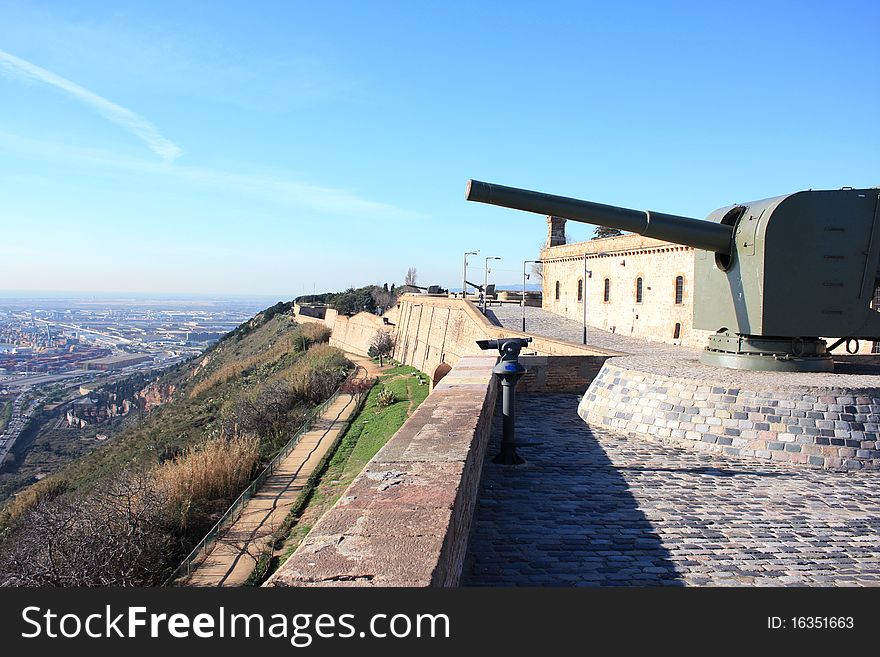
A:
[464,394,880,586]
[486,303,688,355]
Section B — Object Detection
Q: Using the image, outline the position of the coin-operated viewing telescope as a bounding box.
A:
[466,179,880,372]
[477,337,531,465]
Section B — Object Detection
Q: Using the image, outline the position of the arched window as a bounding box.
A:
[555,280,560,300]
[636,277,643,303]
[577,278,583,302]
[675,276,684,305]
[603,278,610,302]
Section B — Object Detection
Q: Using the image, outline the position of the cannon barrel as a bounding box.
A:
[466,180,734,254]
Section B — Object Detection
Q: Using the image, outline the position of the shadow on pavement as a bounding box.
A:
[464,393,683,586]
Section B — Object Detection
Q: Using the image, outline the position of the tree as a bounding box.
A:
[530,261,544,281]
[330,287,377,315]
[404,267,418,287]
[368,330,396,367]
[593,226,624,239]
[371,284,395,314]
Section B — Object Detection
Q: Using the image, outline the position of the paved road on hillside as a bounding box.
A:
[465,394,880,586]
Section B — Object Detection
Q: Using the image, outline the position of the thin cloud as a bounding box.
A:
[0,131,415,219]
[0,49,182,163]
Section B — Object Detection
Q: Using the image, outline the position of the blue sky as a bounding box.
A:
[0,0,877,297]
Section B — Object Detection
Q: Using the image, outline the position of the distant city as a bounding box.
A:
[0,295,277,374]
[0,294,278,470]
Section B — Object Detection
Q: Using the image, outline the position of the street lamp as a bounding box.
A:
[463,251,478,300]
[522,260,541,332]
[583,254,592,345]
[483,256,501,315]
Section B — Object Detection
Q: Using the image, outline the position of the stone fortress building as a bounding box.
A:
[539,215,878,353]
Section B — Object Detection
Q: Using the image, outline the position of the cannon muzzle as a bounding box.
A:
[466,179,734,254]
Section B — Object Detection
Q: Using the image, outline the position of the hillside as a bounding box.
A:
[0,301,354,586]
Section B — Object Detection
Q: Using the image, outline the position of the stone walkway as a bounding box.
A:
[486,303,688,355]
[182,354,379,587]
[464,394,880,586]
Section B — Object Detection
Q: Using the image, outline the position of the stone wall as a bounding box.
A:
[266,356,499,587]
[519,355,608,393]
[292,305,390,358]
[541,233,709,348]
[540,232,878,354]
[326,309,388,357]
[295,296,613,389]
[391,295,614,384]
[579,353,880,471]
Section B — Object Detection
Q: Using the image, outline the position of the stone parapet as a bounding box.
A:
[519,355,609,393]
[579,354,880,471]
[392,294,616,384]
[266,356,498,587]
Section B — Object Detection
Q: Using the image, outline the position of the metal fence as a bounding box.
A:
[166,368,359,584]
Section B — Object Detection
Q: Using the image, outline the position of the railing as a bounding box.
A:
[166,367,360,584]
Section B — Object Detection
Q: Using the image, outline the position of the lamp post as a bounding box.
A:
[583,254,592,345]
[483,256,501,315]
[522,260,540,332]
[462,250,478,300]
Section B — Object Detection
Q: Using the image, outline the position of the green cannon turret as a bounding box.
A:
[466,179,880,372]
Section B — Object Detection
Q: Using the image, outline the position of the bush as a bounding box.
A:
[233,383,301,443]
[298,323,331,347]
[376,387,396,408]
[0,473,174,586]
[0,477,69,532]
[156,435,260,531]
[285,345,351,404]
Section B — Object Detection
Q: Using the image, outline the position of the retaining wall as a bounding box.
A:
[519,355,609,393]
[266,356,499,586]
[295,296,613,387]
[391,295,613,382]
[579,354,880,471]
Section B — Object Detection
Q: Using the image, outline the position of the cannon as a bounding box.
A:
[466,179,880,372]
[405,284,449,295]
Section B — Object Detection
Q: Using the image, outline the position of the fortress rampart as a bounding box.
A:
[277,297,611,585]
[295,296,612,390]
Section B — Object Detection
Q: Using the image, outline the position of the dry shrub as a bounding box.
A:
[285,344,351,404]
[0,473,173,587]
[0,437,262,586]
[298,322,331,345]
[188,324,331,399]
[341,376,376,398]
[189,341,291,398]
[0,477,68,531]
[155,434,260,529]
